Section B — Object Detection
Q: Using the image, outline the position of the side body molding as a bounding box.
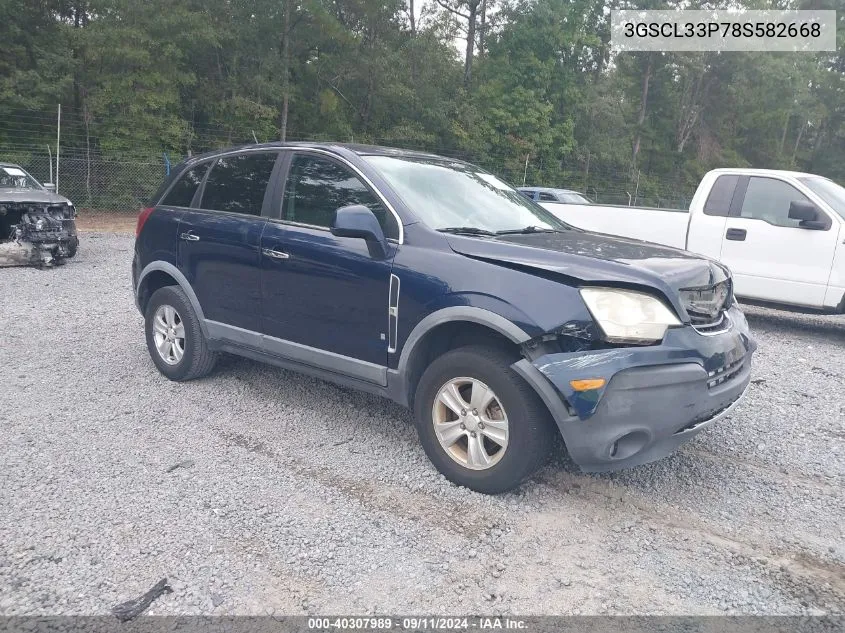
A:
[136,261,209,338]
[388,306,532,406]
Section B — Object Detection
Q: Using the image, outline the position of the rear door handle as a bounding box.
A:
[179,231,200,242]
[725,228,747,241]
[262,248,290,260]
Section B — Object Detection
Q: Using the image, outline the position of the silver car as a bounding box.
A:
[518,187,591,205]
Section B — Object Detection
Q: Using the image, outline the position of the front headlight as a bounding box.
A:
[580,287,681,344]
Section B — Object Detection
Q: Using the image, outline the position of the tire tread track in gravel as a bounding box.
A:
[0,234,842,616]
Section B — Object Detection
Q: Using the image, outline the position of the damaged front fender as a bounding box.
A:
[514,306,756,472]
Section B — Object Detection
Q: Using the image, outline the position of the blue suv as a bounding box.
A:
[133,143,756,493]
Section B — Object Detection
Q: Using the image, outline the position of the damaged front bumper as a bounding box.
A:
[513,305,756,472]
[0,202,79,267]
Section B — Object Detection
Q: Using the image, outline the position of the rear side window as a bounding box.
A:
[161,164,208,208]
[538,192,557,201]
[282,154,399,240]
[200,152,278,216]
[703,175,739,216]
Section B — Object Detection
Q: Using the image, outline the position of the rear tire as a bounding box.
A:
[413,345,555,494]
[145,285,217,381]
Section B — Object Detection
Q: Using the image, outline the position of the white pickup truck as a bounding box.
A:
[539,168,845,313]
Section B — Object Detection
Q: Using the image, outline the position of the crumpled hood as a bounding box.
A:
[444,230,729,311]
[0,188,72,205]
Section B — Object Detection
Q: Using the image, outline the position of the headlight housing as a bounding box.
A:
[580,287,681,344]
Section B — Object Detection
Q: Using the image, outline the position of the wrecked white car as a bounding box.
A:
[0,163,79,267]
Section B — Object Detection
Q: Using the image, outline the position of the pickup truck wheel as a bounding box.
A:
[145,286,217,381]
[414,346,554,494]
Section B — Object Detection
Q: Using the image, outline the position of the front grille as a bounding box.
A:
[674,392,742,434]
[707,357,744,389]
[692,312,726,334]
[680,279,732,333]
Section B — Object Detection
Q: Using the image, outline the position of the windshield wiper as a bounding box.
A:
[437,227,497,236]
[496,225,561,235]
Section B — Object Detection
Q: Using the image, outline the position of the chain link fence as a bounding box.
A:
[5,149,166,214]
[1,142,697,219]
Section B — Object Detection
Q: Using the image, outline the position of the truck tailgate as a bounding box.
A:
[539,202,690,250]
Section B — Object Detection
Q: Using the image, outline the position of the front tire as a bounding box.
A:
[65,235,79,258]
[413,346,555,494]
[144,285,217,381]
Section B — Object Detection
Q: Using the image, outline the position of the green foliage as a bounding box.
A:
[2,0,845,206]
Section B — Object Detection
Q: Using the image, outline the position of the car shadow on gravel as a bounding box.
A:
[211,351,415,426]
[209,352,586,489]
[742,307,844,343]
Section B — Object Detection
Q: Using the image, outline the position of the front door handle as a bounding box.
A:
[179,231,200,242]
[262,248,290,260]
[725,228,747,241]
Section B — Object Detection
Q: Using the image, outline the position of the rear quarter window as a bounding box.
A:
[160,164,209,208]
[703,175,740,216]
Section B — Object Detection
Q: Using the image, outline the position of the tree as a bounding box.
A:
[434,0,482,88]
[3,0,845,205]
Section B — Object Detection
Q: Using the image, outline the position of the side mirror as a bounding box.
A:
[331,204,389,258]
[788,200,830,230]
[43,182,56,192]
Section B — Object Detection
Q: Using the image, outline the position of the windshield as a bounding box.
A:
[798,176,845,220]
[364,155,569,233]
[0,165,43,190]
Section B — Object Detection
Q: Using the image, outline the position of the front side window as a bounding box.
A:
[282,154,399,240]
[0,165,42,190]
[362,155,568,233]
[798,176,845,220]
[200,152,278,216]
[739,177,812,227]
[161,164,209,208]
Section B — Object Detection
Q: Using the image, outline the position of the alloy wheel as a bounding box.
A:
[431,377,509,470]
[152,304,186,365]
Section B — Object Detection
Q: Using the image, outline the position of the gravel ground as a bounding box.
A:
[0,233,843,616]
